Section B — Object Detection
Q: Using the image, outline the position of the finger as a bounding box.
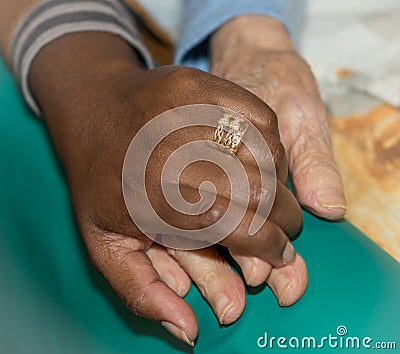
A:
[218,202,296,268]
[156,171,301,267]
[222,52,347,220]
[268,181,303,239]
[159,187,295,268]
[276,93,346,220]
[230,250,272,287]
[290,135,347,220]
[178,163,301,237]
[146,244,191,297]
[168,247,246,325]
[85,231,197,346]
[266,253,308,307]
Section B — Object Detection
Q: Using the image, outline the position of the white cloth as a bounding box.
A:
[134,0,184,42]
[302,0,400,108]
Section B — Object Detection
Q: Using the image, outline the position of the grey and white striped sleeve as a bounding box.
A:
[10,0,154,115]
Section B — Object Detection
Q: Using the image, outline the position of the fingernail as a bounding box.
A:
[317,191,347,211]
[268,274,294,307]
[282,242,296,266]
[163,273,184,297]
[161,321,194,346]
[246,265,257,286]
[177,282,184,297]
[278,279,294,307]
[215,294,234,324]
[237,256,256,286]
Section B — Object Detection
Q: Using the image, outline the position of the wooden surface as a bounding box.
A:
[330,104,400,262]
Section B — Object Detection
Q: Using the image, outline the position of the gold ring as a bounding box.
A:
[212,113,248,154]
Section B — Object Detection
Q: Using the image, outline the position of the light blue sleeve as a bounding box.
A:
[174,0,306,71]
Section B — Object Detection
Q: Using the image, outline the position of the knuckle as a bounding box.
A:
[259,106,279,132]
[291,146,337,177]
[197,264,230,296]
[125,279,163,318]
[125,281,151,316]
[199,272,219,294]
[164,66,206,89]
[197,199,227,228]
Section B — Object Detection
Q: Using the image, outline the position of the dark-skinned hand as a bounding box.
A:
[30,32,307,346]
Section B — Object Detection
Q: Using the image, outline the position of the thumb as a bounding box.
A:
[278,97,346,220]
[84,230,198,346]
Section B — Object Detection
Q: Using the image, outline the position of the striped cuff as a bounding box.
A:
[10,0,154,115]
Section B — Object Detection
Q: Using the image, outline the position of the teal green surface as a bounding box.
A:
[0,57,399,354]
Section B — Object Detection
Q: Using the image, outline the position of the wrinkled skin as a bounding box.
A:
[211,16,346,220]
[27,17,348,346]
[210,16,346,295]
[30,32,308,346]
